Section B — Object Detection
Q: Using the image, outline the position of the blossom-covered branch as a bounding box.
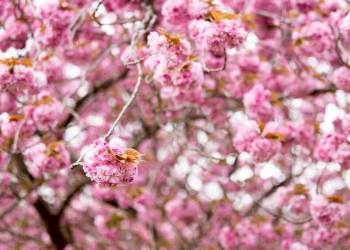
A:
[2,0,350,249]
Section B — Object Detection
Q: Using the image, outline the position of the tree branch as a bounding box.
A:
[12,153,70,250]
[56,177,90,219]
[33,197,70,249]
[61,70,129,128]
[103,63,142,140]
[246,173,293,216]
[105,200,138,217]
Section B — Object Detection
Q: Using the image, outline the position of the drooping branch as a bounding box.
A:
[256,203,312,225]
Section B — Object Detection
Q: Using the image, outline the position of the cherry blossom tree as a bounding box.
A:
[1,0,350,249]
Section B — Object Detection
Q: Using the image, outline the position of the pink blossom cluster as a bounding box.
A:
[83,138,141,186]
[25,93,64,131]
[103,0,141,12]
[24,141,70,177]
[0,112,35,139]
[219,226,236,249]
[293,21,335,60]
[145,31,205,102]
[165,197,201,224]
[0,93,16,113]
[35,2,74,48]
[292,0,318,13]
[189,17,247,57]
[0,62,47,95]
[0,1,34,51]
[310,195,346,226]
[233,120,282,162]
[333,66,350,92]
[161,0,191,27]
[0,16,29,51]
[333,114,350,135]
[277,184,310,215]
[314,132,350,165]
[243,84,274,122]
[340,13,350,48]
[94,213,120,240]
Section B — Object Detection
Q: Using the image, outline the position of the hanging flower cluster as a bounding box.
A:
[83,137,142,186]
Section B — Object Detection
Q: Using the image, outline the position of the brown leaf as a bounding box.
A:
[264,132,285,141]
[9,114,25,122]
[209,10,239,22]
[293,184,308,195]
[328,194,344,204]
[158,28,182,46]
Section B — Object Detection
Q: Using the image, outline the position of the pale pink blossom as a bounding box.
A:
[219,226,236,250]
[333,66,350,92]
[310,195,346,226]
[24,142,70,177]
[28,94,64,131]
[243,84,274,122]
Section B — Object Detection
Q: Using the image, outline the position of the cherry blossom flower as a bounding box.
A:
[83,138,142,186]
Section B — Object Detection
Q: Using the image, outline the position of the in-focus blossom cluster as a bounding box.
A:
[83,137,142,186]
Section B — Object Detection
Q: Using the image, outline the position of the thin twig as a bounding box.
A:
[246,173,293,216]
[103,2,156,140]
[0,199,22,221]
[91,0,142,26]
[103,56,143,140]
[91,0,104,26]
[257,203,312,225]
